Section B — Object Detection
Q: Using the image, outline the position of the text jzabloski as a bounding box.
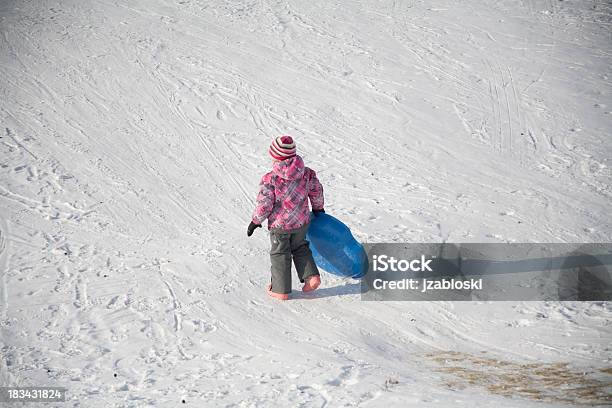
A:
[371,255,483,292]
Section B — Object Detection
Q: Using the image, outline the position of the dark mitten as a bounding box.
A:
[247,221,262,237]
[312,209,325,217]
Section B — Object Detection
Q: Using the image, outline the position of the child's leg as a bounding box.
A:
[290,223,320,283]
[269,230,292,294]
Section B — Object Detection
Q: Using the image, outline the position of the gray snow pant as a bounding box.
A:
[269,223,320,294]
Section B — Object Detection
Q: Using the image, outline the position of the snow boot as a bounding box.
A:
[302,275,321,293]
[267,284,289,300]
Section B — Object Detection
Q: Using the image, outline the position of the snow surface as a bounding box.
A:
[1,0,611,406]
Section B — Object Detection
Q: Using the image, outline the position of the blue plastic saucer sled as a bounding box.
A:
[306,212,367,279]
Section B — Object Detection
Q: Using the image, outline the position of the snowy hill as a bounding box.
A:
[1,0,611,406]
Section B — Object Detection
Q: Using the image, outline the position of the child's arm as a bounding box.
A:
[252,174,275,226]
[308,170,324,211]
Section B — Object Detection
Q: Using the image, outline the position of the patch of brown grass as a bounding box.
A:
[426,351,612,406]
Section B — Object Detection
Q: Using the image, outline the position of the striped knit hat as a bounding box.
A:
[269,135,296,161]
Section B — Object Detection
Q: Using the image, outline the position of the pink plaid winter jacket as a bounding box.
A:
[252,155,324,231]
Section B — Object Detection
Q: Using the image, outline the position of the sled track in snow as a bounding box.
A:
[0,217,8,321]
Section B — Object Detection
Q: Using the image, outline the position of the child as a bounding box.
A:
[247,135,325,300]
